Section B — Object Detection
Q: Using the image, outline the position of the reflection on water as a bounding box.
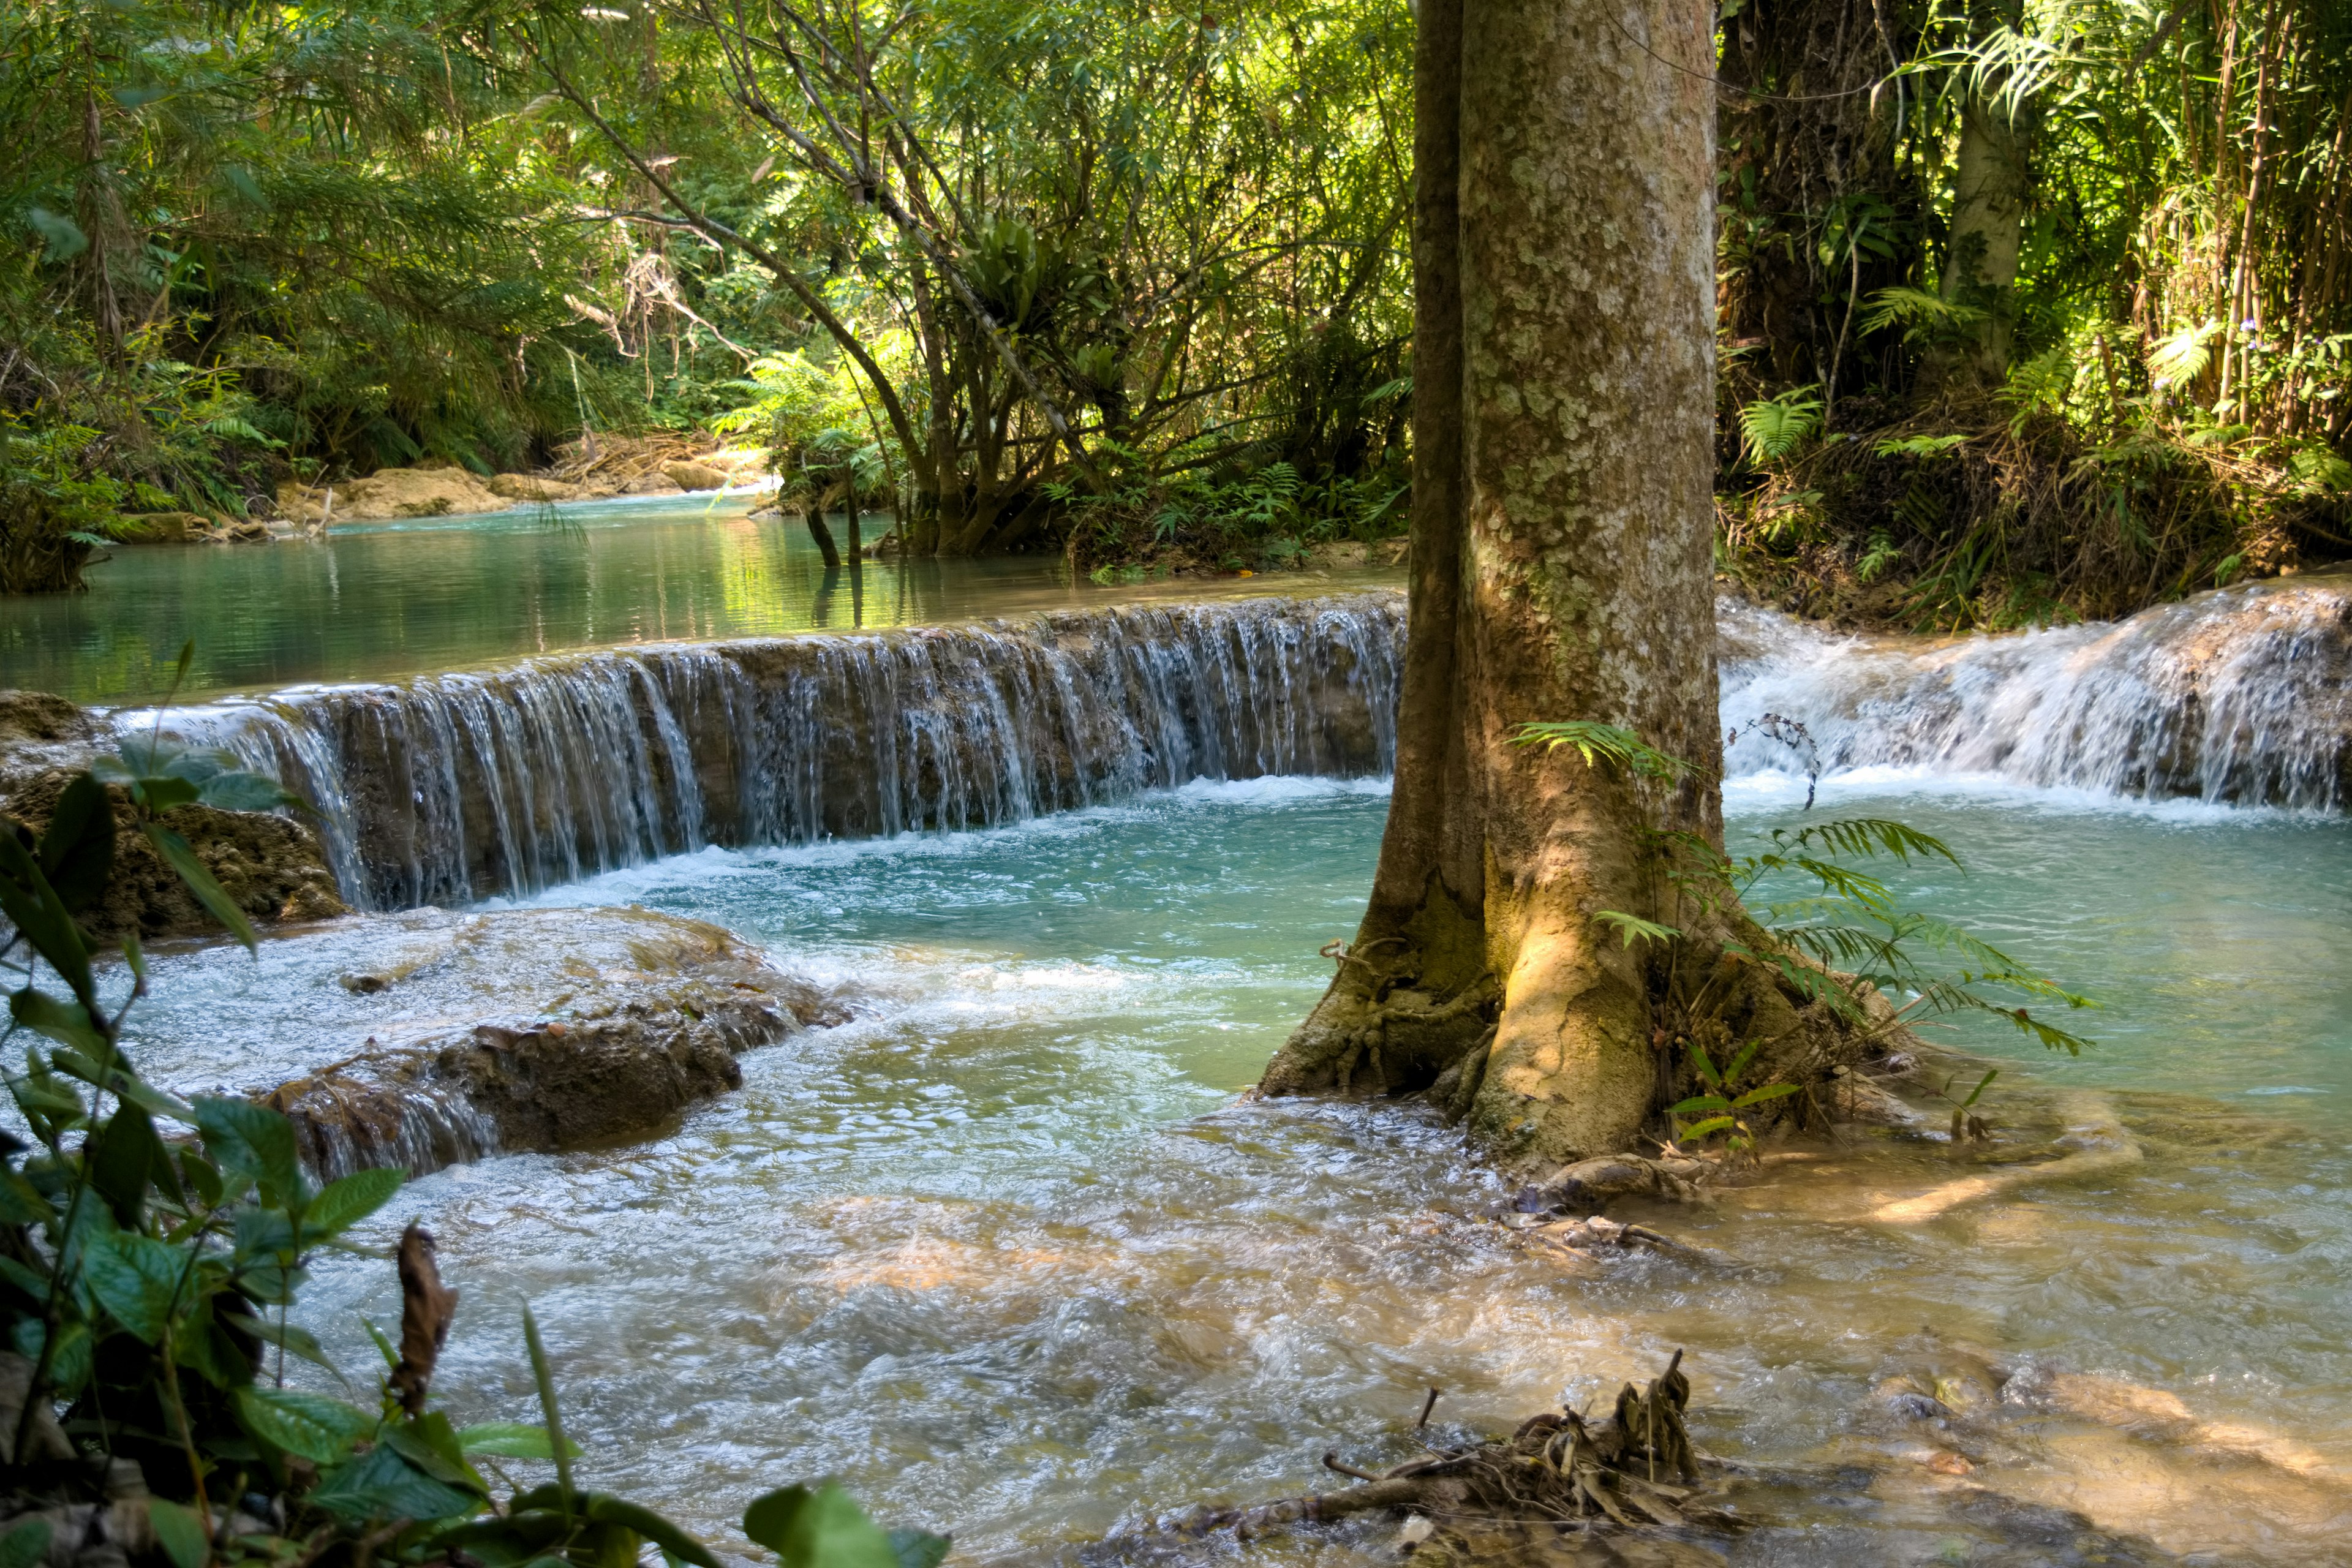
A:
[114,775,2352,1564]
[0,496,1392,704]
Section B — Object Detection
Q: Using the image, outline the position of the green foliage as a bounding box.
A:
[1510,722,1695,780]
[1738,388,1823,466]
[1,758,938,1564]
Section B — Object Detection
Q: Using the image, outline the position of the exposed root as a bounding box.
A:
[1152,1352,1738,1549]
[1870,1092,2141,1222]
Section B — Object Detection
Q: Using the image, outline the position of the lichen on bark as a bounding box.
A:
[1261,0,1874,1169]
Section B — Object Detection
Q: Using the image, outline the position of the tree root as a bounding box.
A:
[1870,1093,2141,1222]
[1152,1351,1737,1548]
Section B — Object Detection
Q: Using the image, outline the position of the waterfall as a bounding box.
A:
[1719,576,2352,809]
[151,594,1407,910]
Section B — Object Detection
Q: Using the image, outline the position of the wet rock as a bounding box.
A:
[0,696,347,940]
[119,511,209,542]
[1513,1153,1703,1216]
[223,906,848,1177]
[622,472,684,496]
[0,689,104,747]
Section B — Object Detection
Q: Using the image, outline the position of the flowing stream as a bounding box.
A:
[68,564,2352,1564]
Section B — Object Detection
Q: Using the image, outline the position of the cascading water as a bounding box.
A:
[148,594,1406,910]
[1719,573,2352,809]
[114,572,2352,916]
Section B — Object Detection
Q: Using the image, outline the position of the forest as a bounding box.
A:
[2,0,2346,620]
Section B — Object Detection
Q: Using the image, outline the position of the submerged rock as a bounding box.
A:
[212,905,846,1178]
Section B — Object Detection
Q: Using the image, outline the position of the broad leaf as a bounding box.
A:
[742,1483,899,1568]
[454,1422,583,1461]
[146,1498,208,1568]
[311,1443,480,1523]
[195,1096,303,1203]
[0,1518,54,1568]
[82,1230,187,1343]
[38,772,116,913]
[303,1166,403,1241]
[235,1385,376,1463]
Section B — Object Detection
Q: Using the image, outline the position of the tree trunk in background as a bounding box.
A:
[1259,0,1722,1167]
[1936,0,2033,382]
[1716,0,1913,391]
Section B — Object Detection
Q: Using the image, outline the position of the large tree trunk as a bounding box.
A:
[1258,0,1723,1167]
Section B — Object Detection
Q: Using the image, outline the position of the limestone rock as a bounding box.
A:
[623,472,685,496]
[662,459,729,491]
[216,906,850,1177]
[486,473,582,502]
[331,466,506,521]
[0,693,347,940]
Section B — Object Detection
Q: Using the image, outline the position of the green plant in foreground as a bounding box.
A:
[1,755,941,1568]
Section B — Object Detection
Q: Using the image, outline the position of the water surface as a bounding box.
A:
[119,774,2352,1564]
[0,496,1389,704]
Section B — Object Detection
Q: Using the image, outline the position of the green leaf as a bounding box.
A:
[1959,1069,1999,1109]
[1667,1095,1730,1116]
[195,1096,303,1203]
[89,1104,168,1226]
[17,992,106,1055]
[38,773,116,913]
[1,1517,55,1568]
[0,1168,53,1226]
[576,1497,718,1568]
[197,770,303,813]
[146,1498,208,1568]
[235,1385,375,1463]
[1688,1042,1722,1090]
[383,1412,484,1489]
[303,1166,402,1242]
[224,1311,343,1379]
[742,1484,900,1568]
[1592,910,1681,949]
[143,826,257,951]
[138,777,204,815]
[311,1443,480,1523]
[1509,721,1692,780]
[81,1229,186,1343]
[1679,1115,1736,1139]
[454,1422,583,1461]
[26,206,88,262]
[1732,1082,1803,1109]
[887,1531,951,1568]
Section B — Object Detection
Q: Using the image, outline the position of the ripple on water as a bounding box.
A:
[108,780,2352,1564]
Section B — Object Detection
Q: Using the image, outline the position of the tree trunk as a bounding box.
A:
[1258,0,1723,1168]
[1936,0,2034,382]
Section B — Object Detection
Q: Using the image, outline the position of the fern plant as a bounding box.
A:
[1737,387,1824,466]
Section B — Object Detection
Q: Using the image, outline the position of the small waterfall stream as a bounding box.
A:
[153,594,1406,910]
[124,574,2352,916]
[1719,575,2352,809]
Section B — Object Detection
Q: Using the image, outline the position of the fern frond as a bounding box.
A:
[1593,910,1681,948]
[1510,721,1694,780]
[1738,388,1823,465]
[1775,818,1962,868]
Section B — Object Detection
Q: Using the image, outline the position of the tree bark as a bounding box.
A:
[1259,0,1723,1168]
[1936,0,2034,382]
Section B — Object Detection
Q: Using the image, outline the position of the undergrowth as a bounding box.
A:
[0,725,936,1567]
